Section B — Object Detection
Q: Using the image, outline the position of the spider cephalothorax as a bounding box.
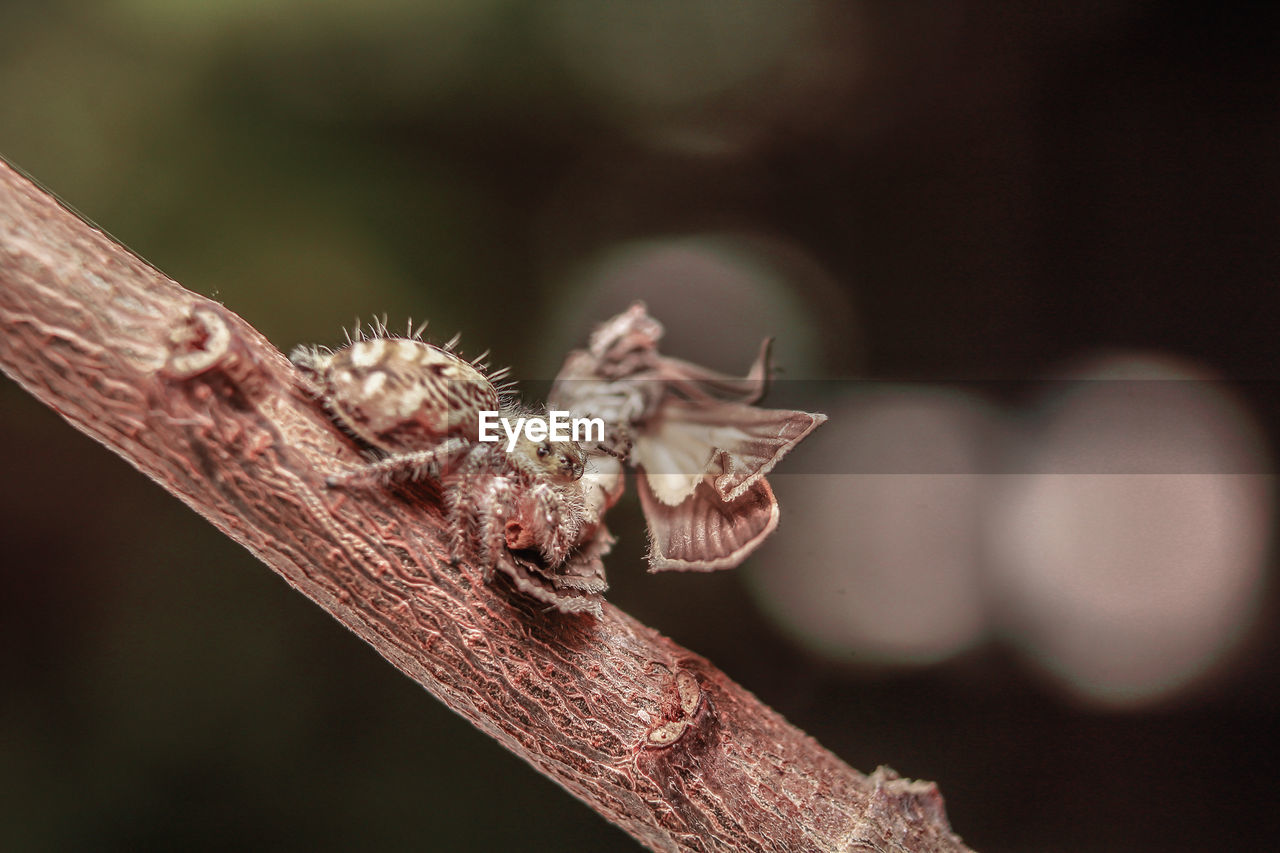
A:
[440,428,608,613]
[291,321,609,616]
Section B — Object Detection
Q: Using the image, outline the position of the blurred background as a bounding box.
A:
[2,2,1278,850]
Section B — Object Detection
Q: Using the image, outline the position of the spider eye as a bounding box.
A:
[537,442,550,458]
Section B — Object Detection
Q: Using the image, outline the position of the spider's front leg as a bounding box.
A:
[473,474,521,582]
[441,446,509,580]
[504,481,584,571]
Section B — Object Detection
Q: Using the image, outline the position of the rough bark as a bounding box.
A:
[0,159,972,853]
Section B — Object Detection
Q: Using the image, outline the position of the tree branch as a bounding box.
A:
[0,159,972,853]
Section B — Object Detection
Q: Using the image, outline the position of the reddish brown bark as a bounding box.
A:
[0,159,973,853]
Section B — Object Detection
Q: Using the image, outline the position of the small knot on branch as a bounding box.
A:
[164,306,232,379]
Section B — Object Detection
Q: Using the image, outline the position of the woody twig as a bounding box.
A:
[0,159,971,853]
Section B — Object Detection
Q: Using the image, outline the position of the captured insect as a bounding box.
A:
[291,319,608,616]
[551,303,826,571]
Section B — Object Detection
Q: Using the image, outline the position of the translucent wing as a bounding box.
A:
[651,337,774,405]
[635,400,826,504]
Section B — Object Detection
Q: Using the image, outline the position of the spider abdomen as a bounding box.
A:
[311,337,499,452]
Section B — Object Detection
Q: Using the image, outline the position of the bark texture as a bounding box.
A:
[0,160,973,853]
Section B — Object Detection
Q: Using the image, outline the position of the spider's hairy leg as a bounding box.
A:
[327,437,470,488]
[444,483,476,569]
[288,344,332,397]
[524,481,582,567]
[443,444,498,574]
[476,475,517,581]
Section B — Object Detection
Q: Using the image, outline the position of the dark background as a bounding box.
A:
[2,2,1278,851]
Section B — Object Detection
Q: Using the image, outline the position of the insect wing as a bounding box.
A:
[652,337,774,405]
[635,400,826,503]
[638,475,780,572]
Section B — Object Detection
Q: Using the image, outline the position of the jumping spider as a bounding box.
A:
[291,320,608,616]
